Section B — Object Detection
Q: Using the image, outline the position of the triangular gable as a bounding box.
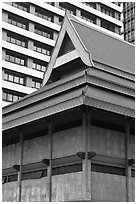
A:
[58,33,75,57]
[42,13,93,86]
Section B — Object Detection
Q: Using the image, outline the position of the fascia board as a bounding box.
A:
[85,86,134,110]
[86,74,134,97]
[3,87,84,124]
[53,49,79,68]
[87,68,135,90]
[2,96,84,131]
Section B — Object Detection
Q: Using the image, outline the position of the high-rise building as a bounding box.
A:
[2,2,122,107]
[122,2,135,43]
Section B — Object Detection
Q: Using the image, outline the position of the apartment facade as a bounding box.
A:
[2,2,123,107]
[122,2,135,44]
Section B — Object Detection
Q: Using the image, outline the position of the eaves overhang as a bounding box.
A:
[2,70,87,115]
[3,73,135,132]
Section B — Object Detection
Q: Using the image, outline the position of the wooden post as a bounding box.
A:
[47,118,53,202]
[17,127,24,202]
[125,117,132,202]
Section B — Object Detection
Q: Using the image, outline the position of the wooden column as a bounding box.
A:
[82,107,91,200]
[17,127,24,202]
[47,118,53,202]
[125,117,132,202]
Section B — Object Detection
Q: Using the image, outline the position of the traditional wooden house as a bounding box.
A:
[2,13,135,202]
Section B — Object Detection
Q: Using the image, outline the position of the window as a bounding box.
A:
[101,20,115,32]
[52,163,82,176]
[34,26,53,39]
[2,90,25,102]
[59,3,76,15]
[7,174,18,182]
[32,79,42,89]
[46,2,54,6]
[82,2,96,9]
[35,8,53,22]
[34,43,51,56]
[8,15,28,30]
[2,163,82,184]
[4,71,25,85]
[91,164,125,176]
[33,60,47,72]
[22,171,42,180]
[12,2,29,12]
[7,33,27,48]
[81,12,96,24]
[5,52,26,66]
[101,5,114,18]
[59,17,63,25]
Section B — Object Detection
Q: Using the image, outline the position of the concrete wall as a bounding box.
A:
[91,172,126,201]
[2,182,18,202]
[91,126,135,159]
[131,177,135,201]
[2,126,135,168]
[52,172,83,201]
[2,172,135,202]
[53,126,84,158]
[2,172,83,202]
[3,126,83,168]
[2,125,135,202]
[2,143,20,169]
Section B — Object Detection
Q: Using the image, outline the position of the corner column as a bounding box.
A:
[17,127,24,202]
[125,117,132,202]
[82,107,91,201]
[47,118,54,202]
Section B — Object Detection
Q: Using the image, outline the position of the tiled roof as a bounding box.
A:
[69,15,135,73]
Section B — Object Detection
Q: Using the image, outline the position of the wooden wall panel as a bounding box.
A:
[91,172,126,201]
[2,182,18,202]
[91,126,125,158]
